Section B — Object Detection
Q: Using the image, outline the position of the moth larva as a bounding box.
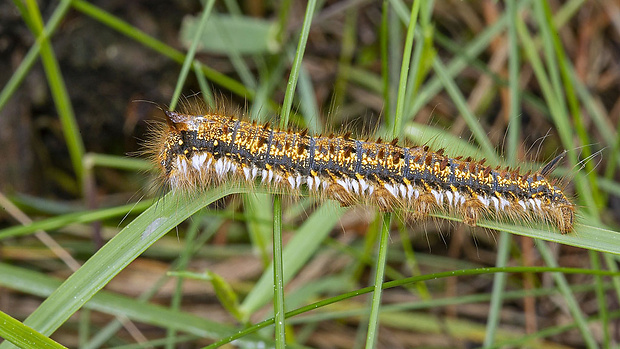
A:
[151,109,575,234]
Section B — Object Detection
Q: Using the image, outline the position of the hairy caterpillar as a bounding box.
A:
[150,109,575,234]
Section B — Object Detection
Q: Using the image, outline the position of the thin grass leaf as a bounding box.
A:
[365,212,391,348]
[193,62,215,107]
[483,231,511,346]
[516,13,595,213]
[603,253,620,314]
[24,0,85,183]
[272,195,286,347]
[0,310,67,349]
[489,311,620,349]
[540,1,604,211]
[589,250,610,346]
[278,0,316,128]
[391,0,420,137]
[453,219,620,256]
[294,281,616,322]
[403,122,482,160]
[83,153,152,171]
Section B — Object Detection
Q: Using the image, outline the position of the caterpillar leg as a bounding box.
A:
[411,192,436,220]
[371,187,399,211]
[556,205,575,234]
[462,199,483,226]
[326,185,356,207]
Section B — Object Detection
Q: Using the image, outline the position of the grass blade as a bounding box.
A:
[23,0,85,183]
[0,310,67,349]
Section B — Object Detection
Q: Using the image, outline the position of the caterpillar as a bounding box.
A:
[151,109,575,234]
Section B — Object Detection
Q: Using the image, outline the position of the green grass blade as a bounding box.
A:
[365,1,421,347]
[83,153,152,171]
[0,310,67,349]
[180,14,278,57]
[505,0,520,165]
[244,193,273,267]
[603,253,620,313]
[392,0,420,136]
[278,0,316,128]
[516,12,595,213]
[380,1,391,120]
[405,0,532,120]
[403,122,482,160]
[365,212,391,348]
[272,195,286,347]
[540,1,603,211]
[193,62,215,107]
[483,231,511,346]
[489,312,620,349]
[24,0,85,183]
[296,62,322,133]
[590,250,610,346]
